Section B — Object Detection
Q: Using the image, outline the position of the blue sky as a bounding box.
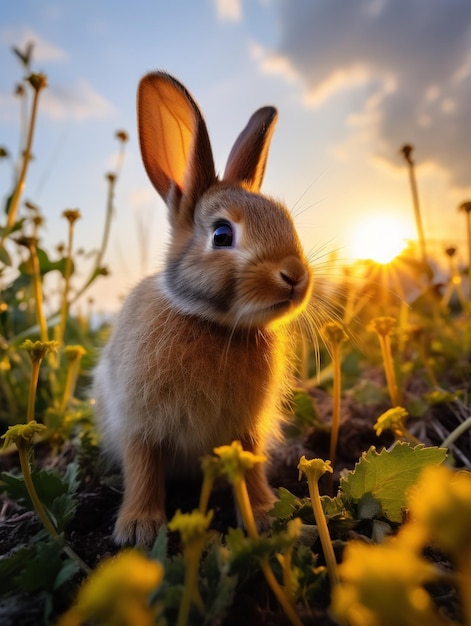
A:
[1,0,471,311]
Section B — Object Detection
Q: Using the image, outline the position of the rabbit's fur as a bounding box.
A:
[93,72,313,545]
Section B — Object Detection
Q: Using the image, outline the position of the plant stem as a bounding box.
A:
[57,220,75,347]
[378,333,400,406]
[233,478,303,626]
[26,359,40,423]
[233,479,258,539]
[17,441,91,573]
[6,82,42,230]
[329,342,341,466]
[441,416,471,450]
[60,360,77,413]
[259,558,303,626]
[305,475,340,589]
[29,243,48,343]
[177,549,204,626]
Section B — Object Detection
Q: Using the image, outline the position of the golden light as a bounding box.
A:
[348,214,413,265]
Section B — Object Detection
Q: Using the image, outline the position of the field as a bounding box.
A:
[1,47,471,626]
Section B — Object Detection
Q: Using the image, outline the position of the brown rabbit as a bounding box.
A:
[93,72,313,545]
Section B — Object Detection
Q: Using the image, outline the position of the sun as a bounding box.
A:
[348,214,413,264]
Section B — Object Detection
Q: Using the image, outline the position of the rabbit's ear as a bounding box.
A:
[223,107,278,192]
[138,72,217,227]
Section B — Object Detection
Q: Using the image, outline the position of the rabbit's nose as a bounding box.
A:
[279,256,309,289]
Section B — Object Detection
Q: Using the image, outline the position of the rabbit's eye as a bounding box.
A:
[212,222,234,248]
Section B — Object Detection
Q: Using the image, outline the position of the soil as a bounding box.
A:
[0,385,466,625]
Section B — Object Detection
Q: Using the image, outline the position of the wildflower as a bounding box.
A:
[58,550,163,626]
[168,509,213,547]
[331,541,441,626]
[374,407,408,437]
[27,72,47,92]
[1,420,46,449]
[62,208,81,225]
[65,345,87,362]
[21,339,59,362]
[298,456,338,587]
[369,316,396,337]
[213,440,266,485]
[116,130,129,143]
[322,322,347,346]
[408,465,471,562]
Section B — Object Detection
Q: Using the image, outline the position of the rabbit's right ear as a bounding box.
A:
[138,72,217,228]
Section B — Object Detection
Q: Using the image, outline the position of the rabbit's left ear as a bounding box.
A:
[223,107,278,192]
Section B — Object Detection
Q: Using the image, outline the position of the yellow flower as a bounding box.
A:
[213,440,266,483]
[331,541,440,626]
[297,456,333,482]
[369,316,396,337]
[168,509,213,546]
[408,465,471,562]
[65,345,87,362]
[58,550,163,626]
[21,339,59,362]
[322,322,348,346]
[374,407,408,437]
[1,420,46,449]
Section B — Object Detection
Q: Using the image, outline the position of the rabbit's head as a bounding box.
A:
[138,72,312,328]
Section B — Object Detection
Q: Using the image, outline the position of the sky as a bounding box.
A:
[1,0,471,313]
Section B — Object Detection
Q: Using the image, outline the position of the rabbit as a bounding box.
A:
[93,71,313,545]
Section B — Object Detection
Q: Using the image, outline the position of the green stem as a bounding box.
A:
[329,342,341,465]
[306,476,339,589]
[6,83,42,230]
[259,558,303,626]
[26,359,40,422]
[233,479,258,539]
[18,442,91,573]
[29,244,48,343]
[379,334,399,406]
[176,543,205,626]
[57,222,75,347]
[198,472,214,515]
[441,416,471,450]
[233,478,302,626]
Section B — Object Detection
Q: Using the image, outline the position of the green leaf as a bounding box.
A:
[0,244,11,266]
[0,545,37,593]
[291,388,322,430]
[15,540,63,592]
[19,248,72,277]
[270,487,298,518]
[150,524,168,562]
[340,443,447,523]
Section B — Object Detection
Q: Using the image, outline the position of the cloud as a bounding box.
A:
[41,78,116,121]
[215,0,242,22]
[0,26,67,63]
[256,0,471,189]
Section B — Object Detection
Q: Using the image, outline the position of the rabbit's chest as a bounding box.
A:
[138,319,288,453]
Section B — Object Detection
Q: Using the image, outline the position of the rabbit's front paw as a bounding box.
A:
[113,511,166,546]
